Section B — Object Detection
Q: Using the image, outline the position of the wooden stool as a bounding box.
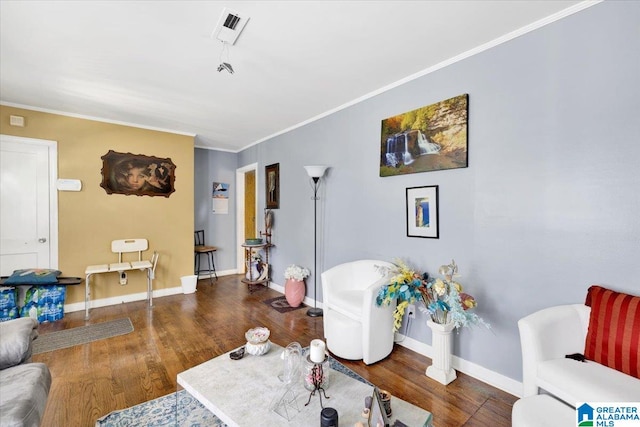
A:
[194,230,217,284]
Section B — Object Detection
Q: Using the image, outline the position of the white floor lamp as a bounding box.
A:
[304,165,328,317]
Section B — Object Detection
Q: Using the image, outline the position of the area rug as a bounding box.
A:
[96,352,371,427]
[263,295,306,313]
[33,318,133,354]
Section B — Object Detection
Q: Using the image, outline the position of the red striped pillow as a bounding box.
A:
[584,285,640,378]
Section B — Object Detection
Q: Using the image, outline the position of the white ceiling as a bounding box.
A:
[0,1,591,152]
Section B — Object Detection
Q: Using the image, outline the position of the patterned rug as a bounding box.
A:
[96,352,370,427]
[263,295,306,313]
[34,318,133,354]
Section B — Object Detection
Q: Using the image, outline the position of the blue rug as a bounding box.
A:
[96,353,370,426]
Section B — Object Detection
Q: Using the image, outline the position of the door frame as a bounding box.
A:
[0,134,59,269]
[235,162,258,272]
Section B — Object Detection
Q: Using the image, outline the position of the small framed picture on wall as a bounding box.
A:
[266,163,279,209]
[406,185,439,238]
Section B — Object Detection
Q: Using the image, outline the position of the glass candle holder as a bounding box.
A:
[303,354,330,391]
[279,342,302,384]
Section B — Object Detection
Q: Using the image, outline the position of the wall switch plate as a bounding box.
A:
[9,115,25,127]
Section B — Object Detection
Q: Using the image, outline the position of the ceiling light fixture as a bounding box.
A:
[217,41,234,74]
[217,62,234,74]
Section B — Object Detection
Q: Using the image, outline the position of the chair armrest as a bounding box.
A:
[321,265,347,311]
[518,304,589,397]
[362,274,396,364]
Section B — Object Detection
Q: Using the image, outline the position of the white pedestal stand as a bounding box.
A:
[425,320,457,385]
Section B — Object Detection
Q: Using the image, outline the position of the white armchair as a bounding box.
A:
[518,303,640,403]
[321,259,396,365]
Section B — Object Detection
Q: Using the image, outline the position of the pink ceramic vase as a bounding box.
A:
[284,278,306,308]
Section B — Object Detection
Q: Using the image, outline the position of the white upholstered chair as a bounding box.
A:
[321,259,396,365]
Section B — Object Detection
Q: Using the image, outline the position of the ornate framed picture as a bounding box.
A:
[266,163,279,209]
[406,185,439,239]
[100,150,176,197]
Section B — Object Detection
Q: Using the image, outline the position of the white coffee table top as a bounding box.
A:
[177,342,433,427]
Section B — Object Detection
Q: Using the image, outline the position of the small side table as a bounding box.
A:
[240,243,273,289]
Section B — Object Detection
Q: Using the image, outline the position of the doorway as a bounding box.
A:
[235,163,258,272]
[244,170,256,239]
[0,134,58,275]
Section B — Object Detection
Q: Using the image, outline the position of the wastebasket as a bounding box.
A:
[180,275,198,294]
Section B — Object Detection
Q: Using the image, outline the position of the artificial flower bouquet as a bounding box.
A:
[284,264,311,281]
[375,259,488,331]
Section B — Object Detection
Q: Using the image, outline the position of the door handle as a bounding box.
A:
[38,238,47,243]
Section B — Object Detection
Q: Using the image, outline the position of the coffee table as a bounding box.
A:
[177,342,433,426]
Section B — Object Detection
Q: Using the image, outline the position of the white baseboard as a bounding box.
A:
[269,282,284,293]
[65,286,184,314]
[394,333,522,397]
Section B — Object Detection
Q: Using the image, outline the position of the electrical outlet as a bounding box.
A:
[407,304,416,319]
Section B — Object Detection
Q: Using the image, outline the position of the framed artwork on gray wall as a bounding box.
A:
[406,185,439,238]
[265,163,279,209]
[380,93,468,177]
[100,150,176,197]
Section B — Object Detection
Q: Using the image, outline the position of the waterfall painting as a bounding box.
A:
[406,185,439,238]
[380,94,468,177]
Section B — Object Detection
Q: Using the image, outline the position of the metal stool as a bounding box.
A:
[194,230,218,283]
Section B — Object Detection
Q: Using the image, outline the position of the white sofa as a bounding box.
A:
[321,260,395,365]
[518,304,640,405]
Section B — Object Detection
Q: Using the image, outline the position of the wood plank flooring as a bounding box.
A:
[33,275,517,426]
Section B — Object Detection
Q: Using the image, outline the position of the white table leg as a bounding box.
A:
[85,273,92,320]
[147,267,153,307]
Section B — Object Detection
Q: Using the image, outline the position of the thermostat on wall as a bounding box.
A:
[56,179,82,191]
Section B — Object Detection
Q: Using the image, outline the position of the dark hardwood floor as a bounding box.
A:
[34,275,516,426]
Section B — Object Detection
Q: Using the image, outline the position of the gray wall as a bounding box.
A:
[200,1,640,383]
[194,148,237,271]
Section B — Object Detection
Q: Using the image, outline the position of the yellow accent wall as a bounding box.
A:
[0,105,194,305]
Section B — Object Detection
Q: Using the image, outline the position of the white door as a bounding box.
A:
[0,135,57,276]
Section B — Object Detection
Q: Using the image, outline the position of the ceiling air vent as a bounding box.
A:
[212,8,249,45]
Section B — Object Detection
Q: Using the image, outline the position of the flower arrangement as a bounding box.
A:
[284,264,310,281]
[375,259,489,331]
